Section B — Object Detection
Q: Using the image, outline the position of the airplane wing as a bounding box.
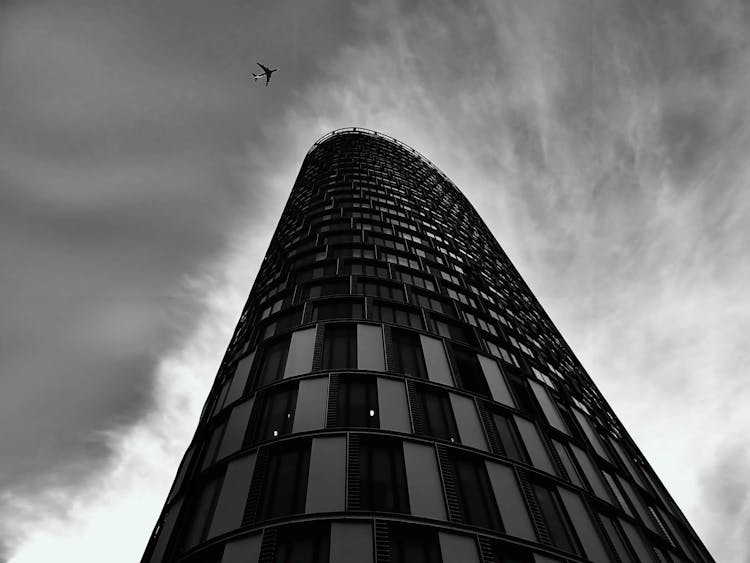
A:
[265,73,271,86]
[257,62,271,73]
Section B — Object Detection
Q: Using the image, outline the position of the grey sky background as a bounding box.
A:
[1,0,748,561]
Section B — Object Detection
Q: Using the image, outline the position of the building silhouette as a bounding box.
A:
[142,128,714,563]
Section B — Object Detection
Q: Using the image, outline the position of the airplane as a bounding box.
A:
[252,62,278,86]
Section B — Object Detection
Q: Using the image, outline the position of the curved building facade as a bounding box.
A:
[142,128,713,563]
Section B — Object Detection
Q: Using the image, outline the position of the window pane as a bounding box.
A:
[258,338,290,387]
[181,475,222,551]
[453,456,501,530]
[392,329,427,378]
[492,413,525,462]
[359,438,409,513]
[313,300,362,321]
[275,522,331,563]
[420,388,459,441]
[322,324,357,369]
[255,385,298,441]
[532,483,575,552]
[389,523,442,563]
[452,347,491,396]
[260,440,311,519]
[337,375,378,427]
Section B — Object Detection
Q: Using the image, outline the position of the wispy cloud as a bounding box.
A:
[2,0,748,561]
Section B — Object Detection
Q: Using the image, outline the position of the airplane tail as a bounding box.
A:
[252,74,261,81]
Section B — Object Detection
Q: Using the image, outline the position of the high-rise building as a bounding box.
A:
[142,128,713,563]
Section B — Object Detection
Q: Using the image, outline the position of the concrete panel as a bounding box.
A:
[403,441,447,520]
[305,436,346,513]
[208,452,257,538]
[528,380,568,434]
[283,327,317,378]
[485,461,536,541]
[226,351,255,405]
[478,355,515,407]
[292,377,329,433]
[420,334,454,386]
[217,398,254,460]
[449,393,488,451]
[331,521,373,563]
[377,377,411,434]
[222,532,261,563]
[514,416,556,475]
[558,488,609,562]
[357,324,385,371]
[438,531,480,563]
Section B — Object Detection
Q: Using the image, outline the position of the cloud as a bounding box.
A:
[0,0,363,558]
[3,0,749,561]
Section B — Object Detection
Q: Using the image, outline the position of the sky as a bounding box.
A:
[1,0,748,561]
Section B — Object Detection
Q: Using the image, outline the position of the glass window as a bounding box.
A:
[491,412,526,462]
[359,437,409,513]
[180,474,223,551]
[312,299,363,321]
[254,384,298,441]
[436,317,473,343]
[294,263,337,283]
[532,483,576,552]
[200,420,227,470]
[413,292,452,315]
[324,233,360,245]
[336,375,379,428]
[303,279,350,299]
[274,522,331,563]
[418,387,459,442]
[491,541,534,563]
[599,514,635,563]
[263,308,302,337]
[260,440,311,519]
[258,338,290,387]
[391,329,427,378]
[394,269,435,291]
[388,523,442,563]
[322,324,357,369]
[349,262,388,277]
[371,302,424,329]
[451,346,491,396]
[452,454,502,530]
[355,278,405,301]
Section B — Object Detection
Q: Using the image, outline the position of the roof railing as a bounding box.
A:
[307,127,457,190]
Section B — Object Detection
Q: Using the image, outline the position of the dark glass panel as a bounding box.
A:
[258,338,290,387]
[388,523,442,563]
[336,375,378,428]
[391,329,427,378]
[260,440,311,519]
[453,455,501,530]
[419,387,459,442]
[532,483,575,552]
[322,323,357,369]
[359,438,409,513]
[255,385,298,441]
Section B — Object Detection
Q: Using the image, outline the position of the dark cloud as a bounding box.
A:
[0,0,365,555]
[2,0,749,560]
